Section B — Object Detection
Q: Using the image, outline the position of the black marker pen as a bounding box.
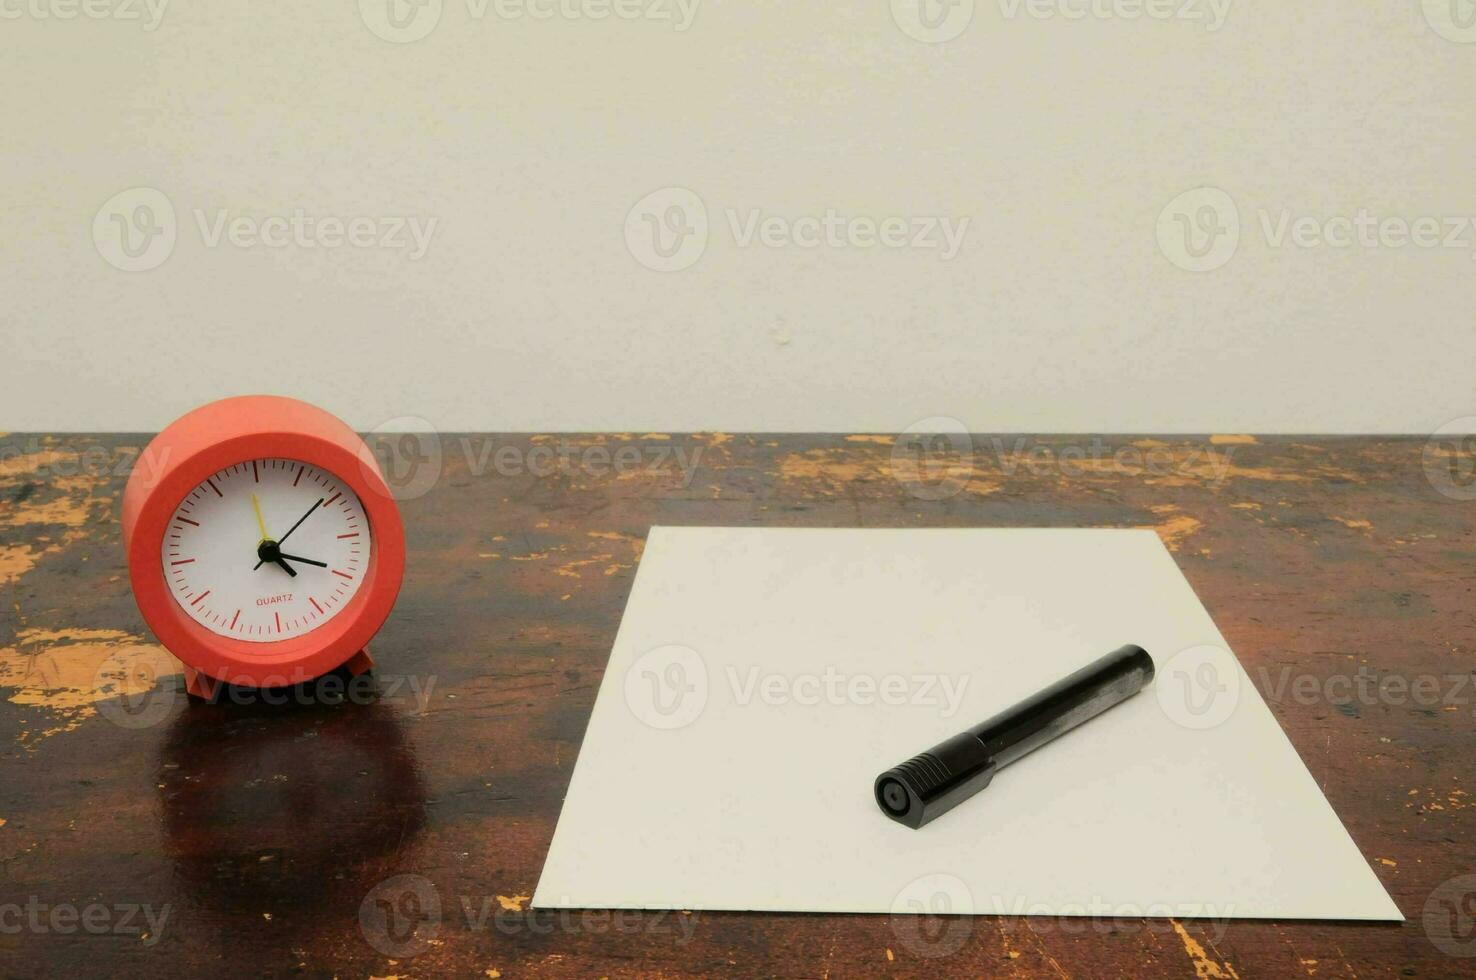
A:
[874,644,1156,829]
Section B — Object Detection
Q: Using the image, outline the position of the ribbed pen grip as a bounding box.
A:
[888,752,953,798]
[875,731,997,829]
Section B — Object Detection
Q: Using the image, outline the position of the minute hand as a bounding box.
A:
[278,498,325,546]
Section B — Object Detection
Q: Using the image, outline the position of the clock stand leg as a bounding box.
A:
[182,665,224,702]
[181,652,374,701]
[344,648,375,675]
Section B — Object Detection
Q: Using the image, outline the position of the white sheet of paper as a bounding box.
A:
[534,527,1401,921]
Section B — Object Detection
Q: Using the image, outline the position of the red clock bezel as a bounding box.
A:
[122,396,406,691]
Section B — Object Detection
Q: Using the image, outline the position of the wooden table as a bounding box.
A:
[2,432,1472,977]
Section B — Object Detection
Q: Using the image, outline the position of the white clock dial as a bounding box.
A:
[161,458,373,642]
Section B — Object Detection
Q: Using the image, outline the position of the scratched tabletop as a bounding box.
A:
[1,432,1473,978]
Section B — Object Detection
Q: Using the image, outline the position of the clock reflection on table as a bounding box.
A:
[158,683,427,925]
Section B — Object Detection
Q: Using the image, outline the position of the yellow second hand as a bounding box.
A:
[251,492,270,542]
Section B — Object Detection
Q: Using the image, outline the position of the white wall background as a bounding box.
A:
[2,1,1473,433]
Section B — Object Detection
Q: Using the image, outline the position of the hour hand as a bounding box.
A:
[256,540,297,577]
[279,552,327,568]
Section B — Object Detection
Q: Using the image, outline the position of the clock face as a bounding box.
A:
[161,458,373,642]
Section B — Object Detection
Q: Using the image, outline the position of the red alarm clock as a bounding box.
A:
[122,396,406,699]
